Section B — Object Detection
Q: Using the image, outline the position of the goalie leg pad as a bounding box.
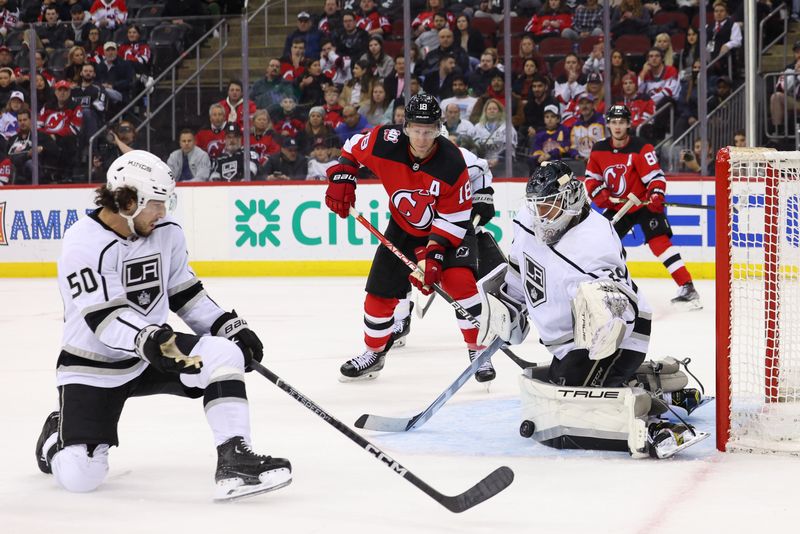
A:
[519,369,651,457]
[632,357,689,394]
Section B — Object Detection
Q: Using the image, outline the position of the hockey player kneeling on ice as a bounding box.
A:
[476,161,709,458]
[34,151,291,501]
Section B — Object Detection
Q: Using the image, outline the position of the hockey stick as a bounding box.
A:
[610,193,641,224]
[355,336,506,432]
[415,216,480,320]
[610,197,715,211]
[250,361,514,512]
[349,207,535,370]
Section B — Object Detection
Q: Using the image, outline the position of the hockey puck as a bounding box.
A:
[519,420,535,438]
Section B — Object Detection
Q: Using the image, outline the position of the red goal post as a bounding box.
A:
[716,147,800,454]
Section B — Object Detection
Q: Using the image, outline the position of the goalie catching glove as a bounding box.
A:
[135,324,202,374]
[212,310,264,370]
[571,280,632,360]
[476,264,530,346]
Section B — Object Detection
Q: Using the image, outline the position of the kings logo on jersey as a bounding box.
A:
[391,189,435,230]
[524,254,546,307]
[123,253,163,315]
[221,160,238,181]
[603,164,628,196]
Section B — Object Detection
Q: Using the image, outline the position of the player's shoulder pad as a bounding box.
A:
[590,138,613,152]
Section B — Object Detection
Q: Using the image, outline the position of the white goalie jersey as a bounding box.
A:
[56,210,226,388]
[505,207,651,359]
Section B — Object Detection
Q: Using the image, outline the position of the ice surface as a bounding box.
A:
[2,277,798,534]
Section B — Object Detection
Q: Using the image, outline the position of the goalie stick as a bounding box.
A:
[250,361,514,512]
[349,207,535,370]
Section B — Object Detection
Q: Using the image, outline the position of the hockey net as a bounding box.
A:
[716,147,800,454]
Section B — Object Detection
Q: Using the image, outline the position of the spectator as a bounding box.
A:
[582,40,604,77]
[340,58,373,109]
[440,74,478,120]
[306,137,337,179]
[611,0,652,38]
[474,0,512,24]
[529,103,574,170]
[38,6,69,52]
[423,53,458,100]
[709,75,733,111]
[262,136,308,180]
[72,62,107,145]
[415,11,448,55]
[609,48,635,100]
[453,13,484,64]
[473,98,516,172]
[18,50,55,86]
[525,0,573,41]
[89,0,128,30]
[675,59,700,133]
[470,70,525,128]
[770,42,800,135]
[334,9,370,61]
[167,129,211,181]
[0,45,16,72]
[249,108,281,166]
[318,0,344,36]
[0,1,20,44]
[679,138,714,175]
[412,0,455,37]
[569,94,605,160]
[423,27,470,75]
[360,35,394,79]
[382,55,406,102]
[7,109,58,183]
[39,79,83,175]
[118,24,152,83]
[359,81,391,126]
[554,53,586,107]
[219,79,257,127]
[443,101,477,141]
[563,0,603,40]
[64,45,87,84]
[513,58,540,104]
[251,58,299,114]
[706,0,741,75]
[196,103,228,159]
[0,147,10,185]
[468,52,499,97]
[272,95,305,138]
[618,73,655,131]
[584,72,605,115]
[99,41,135,107]
[0,66,18,109]
[82,25,104,64]
[322,85,344,127]
[334,103,369,144]
[407,42,425,75]
[298,105,338,153]
[391,101,404,124]
[733,129,746,147]
[283,11,322,60]
[107,119,138,154]
[320,39,352,86]
[209,122,260,181]
[511,34,548,77]
[35,73,53,110]
[654,32,676,68]
[298,59,329,109]
[280,39,307,83]
[356,0,391,36]
[0,90,25,139]
[678,26,701,79]
[524,74,558,137]
[639,47,680,107]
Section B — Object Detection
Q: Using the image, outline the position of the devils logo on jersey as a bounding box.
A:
[391,189,435,230]
[603,164,628,196]
[206,139,225,159]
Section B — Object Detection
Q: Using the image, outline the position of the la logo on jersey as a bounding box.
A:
[123,253,162,315]
[391,189,435,229]
[524,254,546,308]
[603,164,628,196]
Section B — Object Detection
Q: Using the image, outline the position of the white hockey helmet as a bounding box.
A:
[106,150,176,234]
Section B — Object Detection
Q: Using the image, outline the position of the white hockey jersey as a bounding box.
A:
[460,147,492,192]
[56,210,225,388]
[505,206,651,360]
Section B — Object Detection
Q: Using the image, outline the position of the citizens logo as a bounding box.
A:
[235,199,281,247]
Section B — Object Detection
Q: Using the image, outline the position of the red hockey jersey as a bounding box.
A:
[584,136,666,214]
[38,102,83,137]
[335,125,472,247]
[196,124,227,160]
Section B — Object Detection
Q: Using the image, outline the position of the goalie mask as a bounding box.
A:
[525,161,586,244]
[107,150,177,235]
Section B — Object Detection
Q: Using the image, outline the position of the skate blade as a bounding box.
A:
[655,431,710,459]
[392,337,406,348]
[671,299,703,311]
[338,371,381,383]
[213,468,292,502]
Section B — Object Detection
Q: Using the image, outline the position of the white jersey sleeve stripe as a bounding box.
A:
[437,208,472,223]
[432,218,467,241]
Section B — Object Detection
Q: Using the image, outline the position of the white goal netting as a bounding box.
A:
[721,148,800,454]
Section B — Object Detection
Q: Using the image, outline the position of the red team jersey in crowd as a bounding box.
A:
[118,42,151,66]
[584,136,666,214]
[196,124,227,159]
[38,104,83,137]
[339,124,473,247]
[356,11,391,34]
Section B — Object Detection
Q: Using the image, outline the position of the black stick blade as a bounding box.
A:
[439,466,514,513]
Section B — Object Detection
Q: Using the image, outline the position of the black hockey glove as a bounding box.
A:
[212,310,264,371]
[134,324,203,374]
[471,187,495,227]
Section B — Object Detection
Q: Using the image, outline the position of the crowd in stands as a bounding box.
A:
[0,0,786,185]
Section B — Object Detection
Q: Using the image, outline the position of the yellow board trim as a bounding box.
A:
[0,261,718,279]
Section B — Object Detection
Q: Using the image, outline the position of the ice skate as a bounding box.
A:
[35,411,60,474]
[469,348,496,384]
[390,308,412,349]
[647,421,709,459]
[671,282,702,310]
[339,349,387,382]
[666,388,712,415]
[214,437,292,502]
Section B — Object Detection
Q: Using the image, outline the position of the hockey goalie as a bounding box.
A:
[477,161,710,459]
